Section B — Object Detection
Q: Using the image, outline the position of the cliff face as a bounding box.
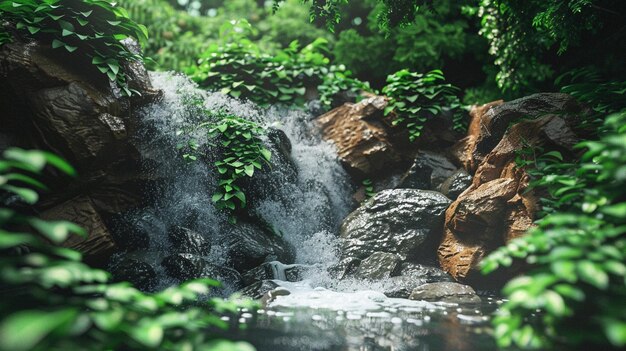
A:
[0,37,160,265]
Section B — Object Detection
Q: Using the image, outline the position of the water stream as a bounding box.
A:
[115,72,501,350]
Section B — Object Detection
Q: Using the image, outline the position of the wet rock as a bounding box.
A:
[107,211,158,252]
[111,258,157,291]
[340,189,451,263]
[260,287,292,306]
[409,282,481,303]
[382,263,453,298]
[168,226,211,256]
[40,195,116,266]
[241,262,307,286]
[238,280,281,300]
[440,170,472,200]
[397,151,458,191]
[161,253,243,289]
[440,114,581,283]
[222,221,296,272]
[314,95,403,178]
[356,252,402,280]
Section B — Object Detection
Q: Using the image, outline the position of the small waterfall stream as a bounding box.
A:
[111,72,501,350]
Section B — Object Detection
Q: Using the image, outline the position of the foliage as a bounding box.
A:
[0,148,256,351]
[482,111,626,350]
[556,67,626,116]
[477,0,626,92]
[118,0,209,71]
[382,69,463,141]
[362,179,376,201]
[332,0,488,90]
[187,21,370,107]
[179,111,272,220]
[0,0,148,96]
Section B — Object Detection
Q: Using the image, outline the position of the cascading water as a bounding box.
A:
[110,71,501,350]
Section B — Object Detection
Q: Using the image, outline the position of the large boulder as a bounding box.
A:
[439,114,581,283]
[220,221,296,273]
[0,36,159,261]
[356,252,402,280]
[340,189,451,264]
[314,95,403,178]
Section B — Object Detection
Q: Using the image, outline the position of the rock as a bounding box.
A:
[409,282,481,303]
[451,94,587,172]
[356,252,402,280]
[440,170,472,200]
[439,114,581,283]
[161,253,243,289]
[340,189,451,263]
[221,221,296,272]
[238,280,281,300]
[111,258,157,291]
[107,211,158,252]
[397,151,458,191]
[168,226,211,256]
[40,195,116,266]
[314,95,403,178]
[241,262,307,286]
[0,35,160,260]
[260,287,292,306]
[382,263,453,298]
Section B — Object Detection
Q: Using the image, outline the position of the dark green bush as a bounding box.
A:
[0,0,148,96]
[0,148,256,351]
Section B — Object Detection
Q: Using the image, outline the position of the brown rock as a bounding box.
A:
[40,196,117,266]
[439,111,581,283]
[314,95,403,177]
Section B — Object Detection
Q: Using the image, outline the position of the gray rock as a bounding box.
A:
[440,169,472,200]
[241,262,307,286]
[168,226,211,256]
[340,189,451,262]
[222,221,296,272]
[260,287,291,306]
[238,280,281,300]
[397,151,457,191]
[382,263,453,298]
[111,258,157,291]
[409,282,481,303]
[161,253,243,289]
[356,252,402,280]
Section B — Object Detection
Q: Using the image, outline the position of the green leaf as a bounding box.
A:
[0,309,77,351]
[244,164,254,177]
[131,322,163,348]
[260,148,271,162]
[577,261,609,289]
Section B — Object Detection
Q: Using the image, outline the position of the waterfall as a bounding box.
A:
[110,71,353,292]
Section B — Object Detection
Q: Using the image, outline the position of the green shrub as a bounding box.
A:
[0,148,256,351]
[382,69,464,141]
[186,20,369,108]
[0,0,148,96]
[482,111,626,350]
[178,111,272,221]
